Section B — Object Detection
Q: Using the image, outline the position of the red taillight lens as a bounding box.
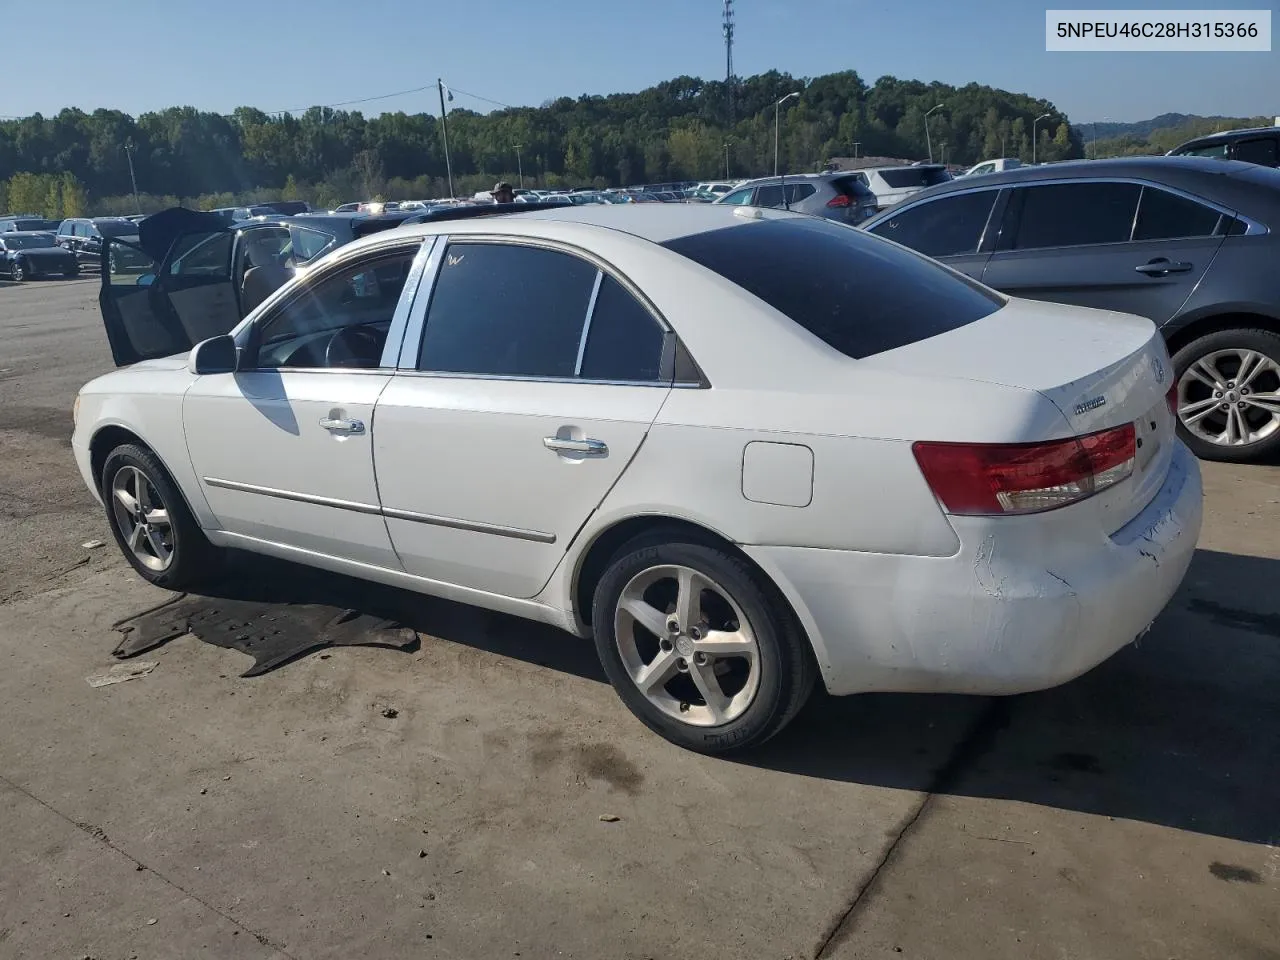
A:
[913,424,1136,516]
[826,194,853,208]
[1166,383,1177,416]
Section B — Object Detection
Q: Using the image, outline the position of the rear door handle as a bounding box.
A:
[1135,259,1193,276]
[319,417,365,434]
[543,436,608,457]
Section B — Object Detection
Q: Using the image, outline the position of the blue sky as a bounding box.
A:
[5,0,1276,123]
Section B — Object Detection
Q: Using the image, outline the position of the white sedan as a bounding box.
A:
[73,204,1202,753]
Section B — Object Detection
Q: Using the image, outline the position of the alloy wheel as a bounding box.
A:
[11,261,23,281]
[614,564,761,727]
[110,465,175,572]
[1177,348,1280,448]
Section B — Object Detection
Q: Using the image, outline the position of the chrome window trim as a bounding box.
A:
[573,270,605,377]
[387,369,679,388]
[396,235,446,369]
[380,236,437,368]
[203,476,555,543]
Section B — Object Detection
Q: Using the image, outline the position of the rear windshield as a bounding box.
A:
[661,217,1002,359]
[95,220,137,237]
[832,175,875,198]
[879,167,952,189]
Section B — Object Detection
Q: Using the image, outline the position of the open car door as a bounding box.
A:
[98,207,245,367]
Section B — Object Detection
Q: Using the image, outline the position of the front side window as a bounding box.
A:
[869,190,998,258]
[1179,143,1228,159]
[419,243,598,377]
[289,226,337,263]
[662,217,1002,360]
[1233,137,1279,167]
[1133,187,1223,241]
[1003,181,1141,250]
[168,232,234,277]
[255,246,418,369]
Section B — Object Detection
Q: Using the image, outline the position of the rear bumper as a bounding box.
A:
[744,442,1203,696]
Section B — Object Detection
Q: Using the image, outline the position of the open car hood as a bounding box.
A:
[137,207,229,263]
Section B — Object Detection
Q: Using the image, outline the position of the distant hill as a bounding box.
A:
[1083,113,1275,158]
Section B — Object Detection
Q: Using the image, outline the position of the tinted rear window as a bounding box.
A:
[95,220,137,237]
[879,168,951,189]
[661,218,1002,360]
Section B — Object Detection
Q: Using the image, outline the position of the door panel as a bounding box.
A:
[373,378,669,598]
[182,370,397,566]
[980,236,1224,324]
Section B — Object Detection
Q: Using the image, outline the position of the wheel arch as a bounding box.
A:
[89,423,186,501]
[569,513,823,676]
[1164,311,1280,359]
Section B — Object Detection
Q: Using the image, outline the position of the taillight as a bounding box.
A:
[1166,382,1177,416]
[913,424,1136,516]
[826,194,853,208]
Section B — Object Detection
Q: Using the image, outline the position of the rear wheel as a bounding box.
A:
[101,443,222,590]
[1172,328,1280,463]
[592,536,815,754]
[65,262,79,278]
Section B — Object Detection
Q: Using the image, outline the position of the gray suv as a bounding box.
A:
[714,173,878,224]
[861,156,1280,463]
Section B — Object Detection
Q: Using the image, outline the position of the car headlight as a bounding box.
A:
[72,395,80,427]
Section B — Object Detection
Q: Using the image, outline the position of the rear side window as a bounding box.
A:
[579,276,666,382]
[1133,187,1223,241]
[419,242,597,377]
[755,182,817,207]
[1233,137,1278,167]
[869,190,998,258]
[1178,143,1228,159]
[661,218,1002,360]
[878,168,951,189]
[1003,182,1140,250]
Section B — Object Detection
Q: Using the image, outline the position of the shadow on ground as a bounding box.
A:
[129,547,1278,847]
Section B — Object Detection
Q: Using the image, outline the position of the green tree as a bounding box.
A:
[60,173,87,217]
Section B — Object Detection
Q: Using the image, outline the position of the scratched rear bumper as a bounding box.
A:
[743,442,1203,696]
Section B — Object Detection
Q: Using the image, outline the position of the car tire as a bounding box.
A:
[1171,328,1280,463]
[100,443,222,590]
[65,262,80,278]
[10,259,25,282]
[591,534,815,754]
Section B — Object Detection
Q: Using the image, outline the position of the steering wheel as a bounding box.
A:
[324,326,384,368]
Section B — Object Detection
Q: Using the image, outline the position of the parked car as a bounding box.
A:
[0,231,79,280]
[959,158,1023,178]
[1168,126,1279,169]
[56,217,145,264]
[714,172,879,224]
[75,204,1200,753]
[0,216,62,233]
[861,156,1280,462]
[850,165,953,209]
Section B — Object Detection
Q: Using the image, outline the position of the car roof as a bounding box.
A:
[894,155,1263,192]
[1173,126,1280,149]
[735,172,851,187]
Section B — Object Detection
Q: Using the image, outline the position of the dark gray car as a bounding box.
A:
[861,156,1280,463]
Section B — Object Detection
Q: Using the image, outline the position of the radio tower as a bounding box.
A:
[723,0,735,121]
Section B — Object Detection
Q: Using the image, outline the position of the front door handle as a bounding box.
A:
[1135,259,1193,276]
[543,436,608,457]
[319,417,365,434]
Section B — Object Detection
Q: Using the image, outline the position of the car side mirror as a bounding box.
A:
[189,335,239,375]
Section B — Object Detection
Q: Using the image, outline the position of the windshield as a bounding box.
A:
[96,220,138,237]
[1,234,57,249]
[878,167,953,189]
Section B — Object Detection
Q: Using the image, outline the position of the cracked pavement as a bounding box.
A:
[0,280,1276,959]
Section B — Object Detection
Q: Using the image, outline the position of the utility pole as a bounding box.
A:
[514,143,524,188]
[1033,113,1051,165]
[124,140,140,213]
[723,0,735,122]
[437,79,455,198]
[723,140,731,179]
[925,103,944,163]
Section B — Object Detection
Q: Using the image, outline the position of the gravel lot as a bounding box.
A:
[0,278,1276,960]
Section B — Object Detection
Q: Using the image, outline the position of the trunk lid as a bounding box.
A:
[863,296,1176,532]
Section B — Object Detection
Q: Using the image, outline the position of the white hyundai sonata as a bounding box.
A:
[72,203,1202,753]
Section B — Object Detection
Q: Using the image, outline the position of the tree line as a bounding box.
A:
[1085,114,1271,159]
[0,69,1084,217]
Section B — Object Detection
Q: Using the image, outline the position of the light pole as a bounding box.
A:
[437,78,455,198]
[514,143,524,188]
[774,91,800,177]
[924,103,944,163]
[723,140,732,179]
[123,140,141,213]
[940,141,947,168]
[853,141,861,160]
[1032,113,1051,165]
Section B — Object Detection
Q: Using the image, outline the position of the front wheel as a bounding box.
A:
[10,260,25,282]
[65,263,79,278]
[1172,328,1280,463]
[592,536,815,754]
[101,443,222,590]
